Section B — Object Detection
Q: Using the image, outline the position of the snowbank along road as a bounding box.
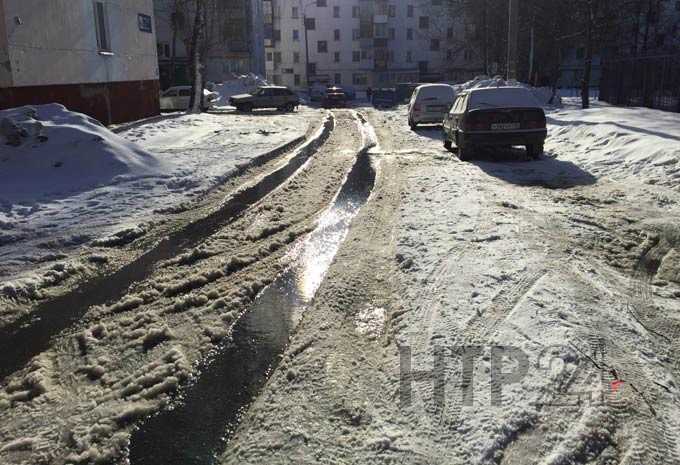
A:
[1,102,680,465]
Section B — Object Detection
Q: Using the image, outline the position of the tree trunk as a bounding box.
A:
[169,10,178,87]
[581,2,594,109]
[188,0,204,114]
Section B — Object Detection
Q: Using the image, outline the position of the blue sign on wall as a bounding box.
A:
[138,14,152,33]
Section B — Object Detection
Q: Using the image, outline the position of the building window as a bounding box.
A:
[430,39,440,51]
[407,28,413,40]
[389,28,395,40]
[317,0,326,6]
[352,6,360,18]
[361,50,368,59]
[352,51,360,62]
[334,51,340,62]
[273,75,282,85]
[447,27,454,39]
[293,29,300,41]
[388,5,396,17]
[266,52,273,61]
[308,62,316,76]
[353,73,368,85]
[419,17,429,29]
[93,1,111,51]
[294,74,301,86]
[273,29,281,41]
[292,6,298,18]
[305,18,316,30]
[375,23,387,38]
[334,29,341,41]
[274,52,282,64]
[157,42,170,58]
[333,6,340,17]
[318,40,328,53]
[335,73,342,84]
[432,0,442,5]
[407,5,414,17]
[406,51,412,62]
[353,28,360,40]
[293,52,300,63]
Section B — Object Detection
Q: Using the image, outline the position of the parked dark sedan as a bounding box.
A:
[323,86,347,108]
[442,87,547,161]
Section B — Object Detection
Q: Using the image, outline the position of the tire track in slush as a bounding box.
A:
[123,124,377,465]
[0,115,335,383]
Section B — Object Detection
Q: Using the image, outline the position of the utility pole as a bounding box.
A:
[507,0,519,80]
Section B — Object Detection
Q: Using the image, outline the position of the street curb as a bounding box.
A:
[109,113,183,134]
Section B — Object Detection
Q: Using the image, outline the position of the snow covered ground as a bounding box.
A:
[0,105,323,310]
[2,93,680,465]
[218,103,680,465]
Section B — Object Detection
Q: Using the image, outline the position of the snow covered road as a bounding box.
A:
[219,104,680,465]
[2,102,680,465]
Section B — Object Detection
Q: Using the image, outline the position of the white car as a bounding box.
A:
[408,84,456,129]
[159,86,219,111]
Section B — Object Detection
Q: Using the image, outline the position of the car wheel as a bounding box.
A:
[527,144,544,160]
[458,145,474,162]
[443,138,452,151]
[409,119,418,130]
[241,103,253,113]
[284,103,295,112]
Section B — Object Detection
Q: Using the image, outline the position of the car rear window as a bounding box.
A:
[417,85,455,101]
[467,87,540,110]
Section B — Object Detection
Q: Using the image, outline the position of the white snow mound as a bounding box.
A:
[0,104,164,204]
[456,75,560,106]
[211,73,270,107]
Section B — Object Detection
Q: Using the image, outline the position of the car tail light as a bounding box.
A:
[521,110,546,129]
[465,112,493,131]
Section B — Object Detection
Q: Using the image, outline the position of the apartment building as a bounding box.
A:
[263,0,483,90]
[0,0,159,124]
[154,0,266,89]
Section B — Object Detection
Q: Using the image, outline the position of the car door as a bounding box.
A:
[160,89,177,110]
[256,88,274,108]
[178,88,192,109]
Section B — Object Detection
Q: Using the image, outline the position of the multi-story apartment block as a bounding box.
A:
[154,0,265,89]
[263,0,483,90]
[0,0,160,124]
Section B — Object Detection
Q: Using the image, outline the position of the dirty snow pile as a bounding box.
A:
[211,73,269,107]
[0,104,164,204]
[455,75,560,106]
[548,102,680,189]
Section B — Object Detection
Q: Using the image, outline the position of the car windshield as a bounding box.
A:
[467,88,539,109]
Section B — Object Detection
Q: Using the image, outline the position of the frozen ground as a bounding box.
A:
[1,99,680,465]
[0,106,323,315]
[219,103,680,465]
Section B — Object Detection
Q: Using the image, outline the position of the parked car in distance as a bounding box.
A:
[310,83,328,102]
[371,88,398,108]
[229,86,300,112]
[343,86,357,100]
[442,86,547,161]
[160,86,219,111]
[408,84,456,129]
[396,82,420,104]
[323,86,347,108]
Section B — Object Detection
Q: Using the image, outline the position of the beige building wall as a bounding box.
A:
[2,0,158,87]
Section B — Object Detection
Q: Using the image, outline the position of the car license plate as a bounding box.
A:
[491,123,520,130]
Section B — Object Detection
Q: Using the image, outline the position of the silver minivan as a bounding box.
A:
[408,84,456,129]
